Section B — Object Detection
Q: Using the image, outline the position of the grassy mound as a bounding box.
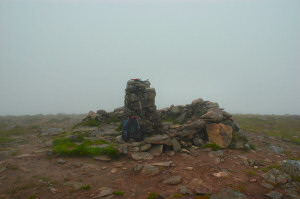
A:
[52,136,120,158]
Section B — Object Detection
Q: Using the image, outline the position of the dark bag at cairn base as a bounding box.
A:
[122,116,144,142]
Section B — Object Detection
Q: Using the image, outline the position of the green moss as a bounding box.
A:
[268,164,281,170]
[173,193,182,198]
[52,137,119,158]
[81,184,91,190]
[204,143,221,151]
[113,191,125,196]
[246,170,257,176]
[81,119,100,127]
[147,192,161,199]
[261,168,268,172]
[28,195,36,199]
[249,143,256,150]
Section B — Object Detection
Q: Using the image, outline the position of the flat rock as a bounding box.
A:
[146,135,172,146]
[97,187,114,198]
[179,186,193,195]
[133,164,144,172]
[194,185,212,195]
[142,164,160,176]
[131,152,153,160]
[210,188,248,199]
[14,154,36,159]
[188,178,204,189]
[213,171,230,177]
[151,161,173,167]
[163,176,182,185]
[94,155,111,161]
[57,159,66,164]
[140,144,152,151]
[149,145,163,156]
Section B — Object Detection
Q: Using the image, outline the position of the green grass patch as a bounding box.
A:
[80,119,100,127]
[147,192,161,199]
[162,116,180,124]
[246,170,257,176]
[81,184,91,190]
[268,164,281,170]
[52,137,119,158]
[204,143,221,151]
[195,195,210,199]
[261,167,268,172]
[113,191,125,196]
[173,193,182,198]
[233,114,300,145]
[28,195,36,199]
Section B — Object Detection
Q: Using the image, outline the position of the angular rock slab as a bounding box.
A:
[142,164,160,176]
[131,152,153,160]
[206,123,233,148]
[163,176,182,185]
[146,135,172,146]
[149,145,163,156]
[281,160,300,178]
[210,188,248,199]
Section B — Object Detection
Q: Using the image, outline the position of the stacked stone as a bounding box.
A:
[159,98,241,149]
[124,79,162,134]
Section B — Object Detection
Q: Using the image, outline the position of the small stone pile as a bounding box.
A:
[159,98,241,148]
[124,79,162,133]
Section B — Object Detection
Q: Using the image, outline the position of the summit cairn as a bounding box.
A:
[124,79,162,134]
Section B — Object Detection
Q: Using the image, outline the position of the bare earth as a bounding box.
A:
[0,115,299,199]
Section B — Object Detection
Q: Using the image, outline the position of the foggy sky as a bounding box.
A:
[0,0,300,116]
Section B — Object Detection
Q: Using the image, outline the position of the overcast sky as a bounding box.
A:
[0,0,299,116]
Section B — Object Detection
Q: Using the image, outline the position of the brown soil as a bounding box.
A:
[0,117,299,199]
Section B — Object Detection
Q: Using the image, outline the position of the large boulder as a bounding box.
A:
[206,123,233,148]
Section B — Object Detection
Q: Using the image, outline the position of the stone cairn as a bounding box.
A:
[124,79,162,134]
[82,79,248,158]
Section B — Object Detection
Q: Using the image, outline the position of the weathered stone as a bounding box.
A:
[194,185,212,195]
[133,164,144,172]
[269,145,284,154]
[64,181,83,190]
[188,178,204,189]
[142,164,160,176]
[163,176,182,185]
[172,139,181,152]
[140,144,152,151]
[191,98,203,105]
[206,123,233,148]
[210,189,248,199]
[128,146,140,152]
[201,108,223,122]
[131,152,153,160]
[149,145,163,156]
[146,135,172,146]
[151,161,173,167]
[57,159,66,164]
[281,160,300,178]
[213,171,230,177]
[265,191,282,199]
[179,186,193,195]
[97,187,114,198]
[93,155,111,161]
[261,181,275,189]
[192,137,203,146]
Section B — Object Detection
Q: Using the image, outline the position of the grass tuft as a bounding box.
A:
[81,184,91,190]
[147,192,161,199]
[113,191,125,196]
[204,143,221,151]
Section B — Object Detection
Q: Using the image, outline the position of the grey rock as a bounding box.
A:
[281,160,300,178]
[97,187,114,198]
[151,161,173,167]
[57,159,66,164]
[128,146,140,152]
[131,152,153,160]
[149,145,163,156]
[194,185,212,195]
[192,138,203,146]
[146,135,172,146]
[265,191,282,199]
[93,155,111,161]
[172,139,181,152]
[179,186,193,195]
[0,167,7,173]
[118,145,128,154]
[163,176,182,185]
[142,164,160,176]
[140,144,152,151]
[133,164,144,172]
[40,128,63,136]
[261,181,275,189]
[270,145,284,154]
[176,112,187,123]
[210,188,248,199]
[209,150,223,157]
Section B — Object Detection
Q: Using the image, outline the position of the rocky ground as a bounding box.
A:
[0,115,300,199]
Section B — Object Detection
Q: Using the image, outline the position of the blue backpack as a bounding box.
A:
[122,116,144,142]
